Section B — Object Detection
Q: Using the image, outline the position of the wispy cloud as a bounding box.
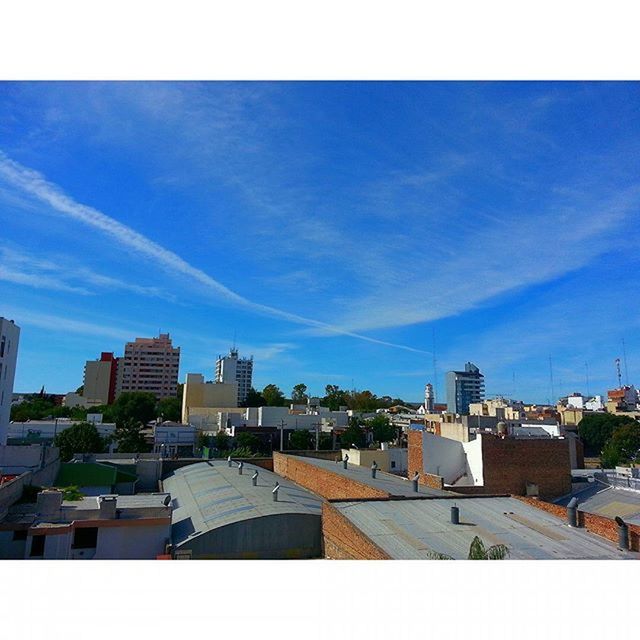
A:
[0,151,429,355]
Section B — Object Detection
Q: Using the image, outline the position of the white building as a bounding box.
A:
[215,348,253,405]
[153,422,197,457]
[0,490,172,559]
[7,419,116,443]
[0,318,20,446]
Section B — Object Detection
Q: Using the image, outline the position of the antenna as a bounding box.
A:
[615,358,622,388]
[585,362,590,398]
[432,327,438,403]
[622,338,629,385]
[549,357,555,404]
[232,330,237,351]
[512,371,516,399]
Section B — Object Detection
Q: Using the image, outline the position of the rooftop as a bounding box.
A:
[290,454,454,498]
[557,482,640,526]
[163,460,322,547]
[332,496,633,559]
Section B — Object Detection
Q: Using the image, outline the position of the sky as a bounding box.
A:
[0,81,639,403]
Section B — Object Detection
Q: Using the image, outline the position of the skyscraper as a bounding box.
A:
[0,317,20,445]
[215,348,253,405]
[116,334,180,400]
[446,362,485,415]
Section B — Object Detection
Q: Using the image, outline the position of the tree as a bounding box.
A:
[323,384,349,411]
[113,418,148,454]
[289,430,312,450]
[235,432,260,453]
[291,383,308,404]
[578,413,636,456]
[53,422,107,462]
[340,418,365,449]
[243,388,266,407]
[601,422,640,468]
[368,414,395,444]
[10,397,56,422]
[262,384,286,407]
[214,432,230,450]
[112,392,157,427]
[75,385,84,395]
[427,536,509,560]
[157,397,181,422]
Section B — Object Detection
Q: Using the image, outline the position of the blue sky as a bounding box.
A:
[0,81,639,403]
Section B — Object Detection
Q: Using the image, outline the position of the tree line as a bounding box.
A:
[578,413,640,467]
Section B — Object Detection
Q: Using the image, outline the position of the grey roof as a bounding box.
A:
[332,496,633,559]
[164,461,322,547]
[289,455,453,497]
[557,483,640,526]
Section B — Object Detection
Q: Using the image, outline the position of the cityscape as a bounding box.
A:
[1,81,639,565]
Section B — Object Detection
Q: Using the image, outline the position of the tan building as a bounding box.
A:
[83,352,119,405]
[116,334,180,400]
[181,373,238,424]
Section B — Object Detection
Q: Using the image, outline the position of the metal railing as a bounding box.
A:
[595,471,640,492]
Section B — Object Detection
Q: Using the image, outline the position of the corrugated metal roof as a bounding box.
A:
[556,484,640,526]
[289,455,453,497]
[333,497,634,559]
[163,461,322,547]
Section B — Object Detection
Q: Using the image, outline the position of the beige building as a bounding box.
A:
[116,334,179,400]
[340,446,407,474]
[181,373,238,424]
[469,397,524,421]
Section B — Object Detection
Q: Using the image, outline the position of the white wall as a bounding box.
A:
[93,523,170,559]
[0,319,20,446]
[462,436,484,486]
[421,432,467,484]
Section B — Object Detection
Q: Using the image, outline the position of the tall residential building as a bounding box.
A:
[446,362,485,415]
[0,318,20,445]
[116,334,180,400]
[83,352,119,405]
[215,348,253,405]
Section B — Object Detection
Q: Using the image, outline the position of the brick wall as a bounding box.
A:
[480,435,572,498]
[408,431,571,498]
[517,496,640,552]
[422,472,445,490]
[273,453,389,500]
[322,502,390,559]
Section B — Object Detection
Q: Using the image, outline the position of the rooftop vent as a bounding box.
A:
[252,470,259,486]
[272,482,280,502]
[567,497,579,527]
[451,505,460,525]
[615,516,629,550]
[371,461,378,479]
[412,472,420,492]
[342,454,349,469]
[238,461,244,475]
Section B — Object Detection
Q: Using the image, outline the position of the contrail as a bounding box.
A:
[0,151,430,355]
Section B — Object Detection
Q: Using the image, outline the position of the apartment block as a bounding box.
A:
[446,362,485,415]
[116,334,180,400]
[83,352,119,405]
[215,348,253,404]
[0,318,20,446]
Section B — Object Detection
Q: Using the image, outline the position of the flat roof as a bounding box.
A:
[557,483,640,526]
[332,496,633,559]
[163,461,322,547]
[288,455,454,497]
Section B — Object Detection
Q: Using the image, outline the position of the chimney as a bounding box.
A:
[566,497,579,527]
[98,495,117,519]
[412,472,420,492]
[451,505,460,525]
[36,490,63,519]
[615,516,629,550]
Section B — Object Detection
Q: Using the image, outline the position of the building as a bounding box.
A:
[215,348,253,405]
[163,460,322,559]
[606,385,638,413]
[153,422,197,457]
[83,352,119,405]
[446,362,484,415]
[7,419,116,446]
[340,445,408,474]
[116,333,180,400]
[0,489,172,559]
[181,373,238,425]
[0,318,20,446]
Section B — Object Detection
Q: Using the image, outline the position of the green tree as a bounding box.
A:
[318,433,334,450]
[214,432,231,450]
[291,383,308,404]
[10,397,56,422]
[340,418,366,449]
[289,430,312,450]
[53,422,107,462]
[236,432,260,453]
[262,384,286,407]
[577,413,636,456]
[75,385,84,395]
[157,396,181,422]
[112,392,157,427]
[243,387,266,407]
[323,384,349,411]
[368,414,396,444]
[600,421,640,467]
[113,418,148,454]
[427,536,509,560]
[87,404,116,423]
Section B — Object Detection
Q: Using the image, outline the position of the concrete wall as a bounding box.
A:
[0,318,20,446]
[439,422,470,442]
[339,448,408,474]
[462,438,484,486]
[420,432,466,484]
[178,513,321,559]
[182,373,238,423]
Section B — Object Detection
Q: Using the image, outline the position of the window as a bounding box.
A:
[391,461,396,469]
[30,535,45,557]
[12,530,27,541]
[73,527,98,549]
[0,336,5,357]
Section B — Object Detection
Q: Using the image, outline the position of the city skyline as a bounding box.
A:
[1,82,639,402]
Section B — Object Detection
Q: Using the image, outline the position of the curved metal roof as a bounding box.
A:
[163,460,322,547]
